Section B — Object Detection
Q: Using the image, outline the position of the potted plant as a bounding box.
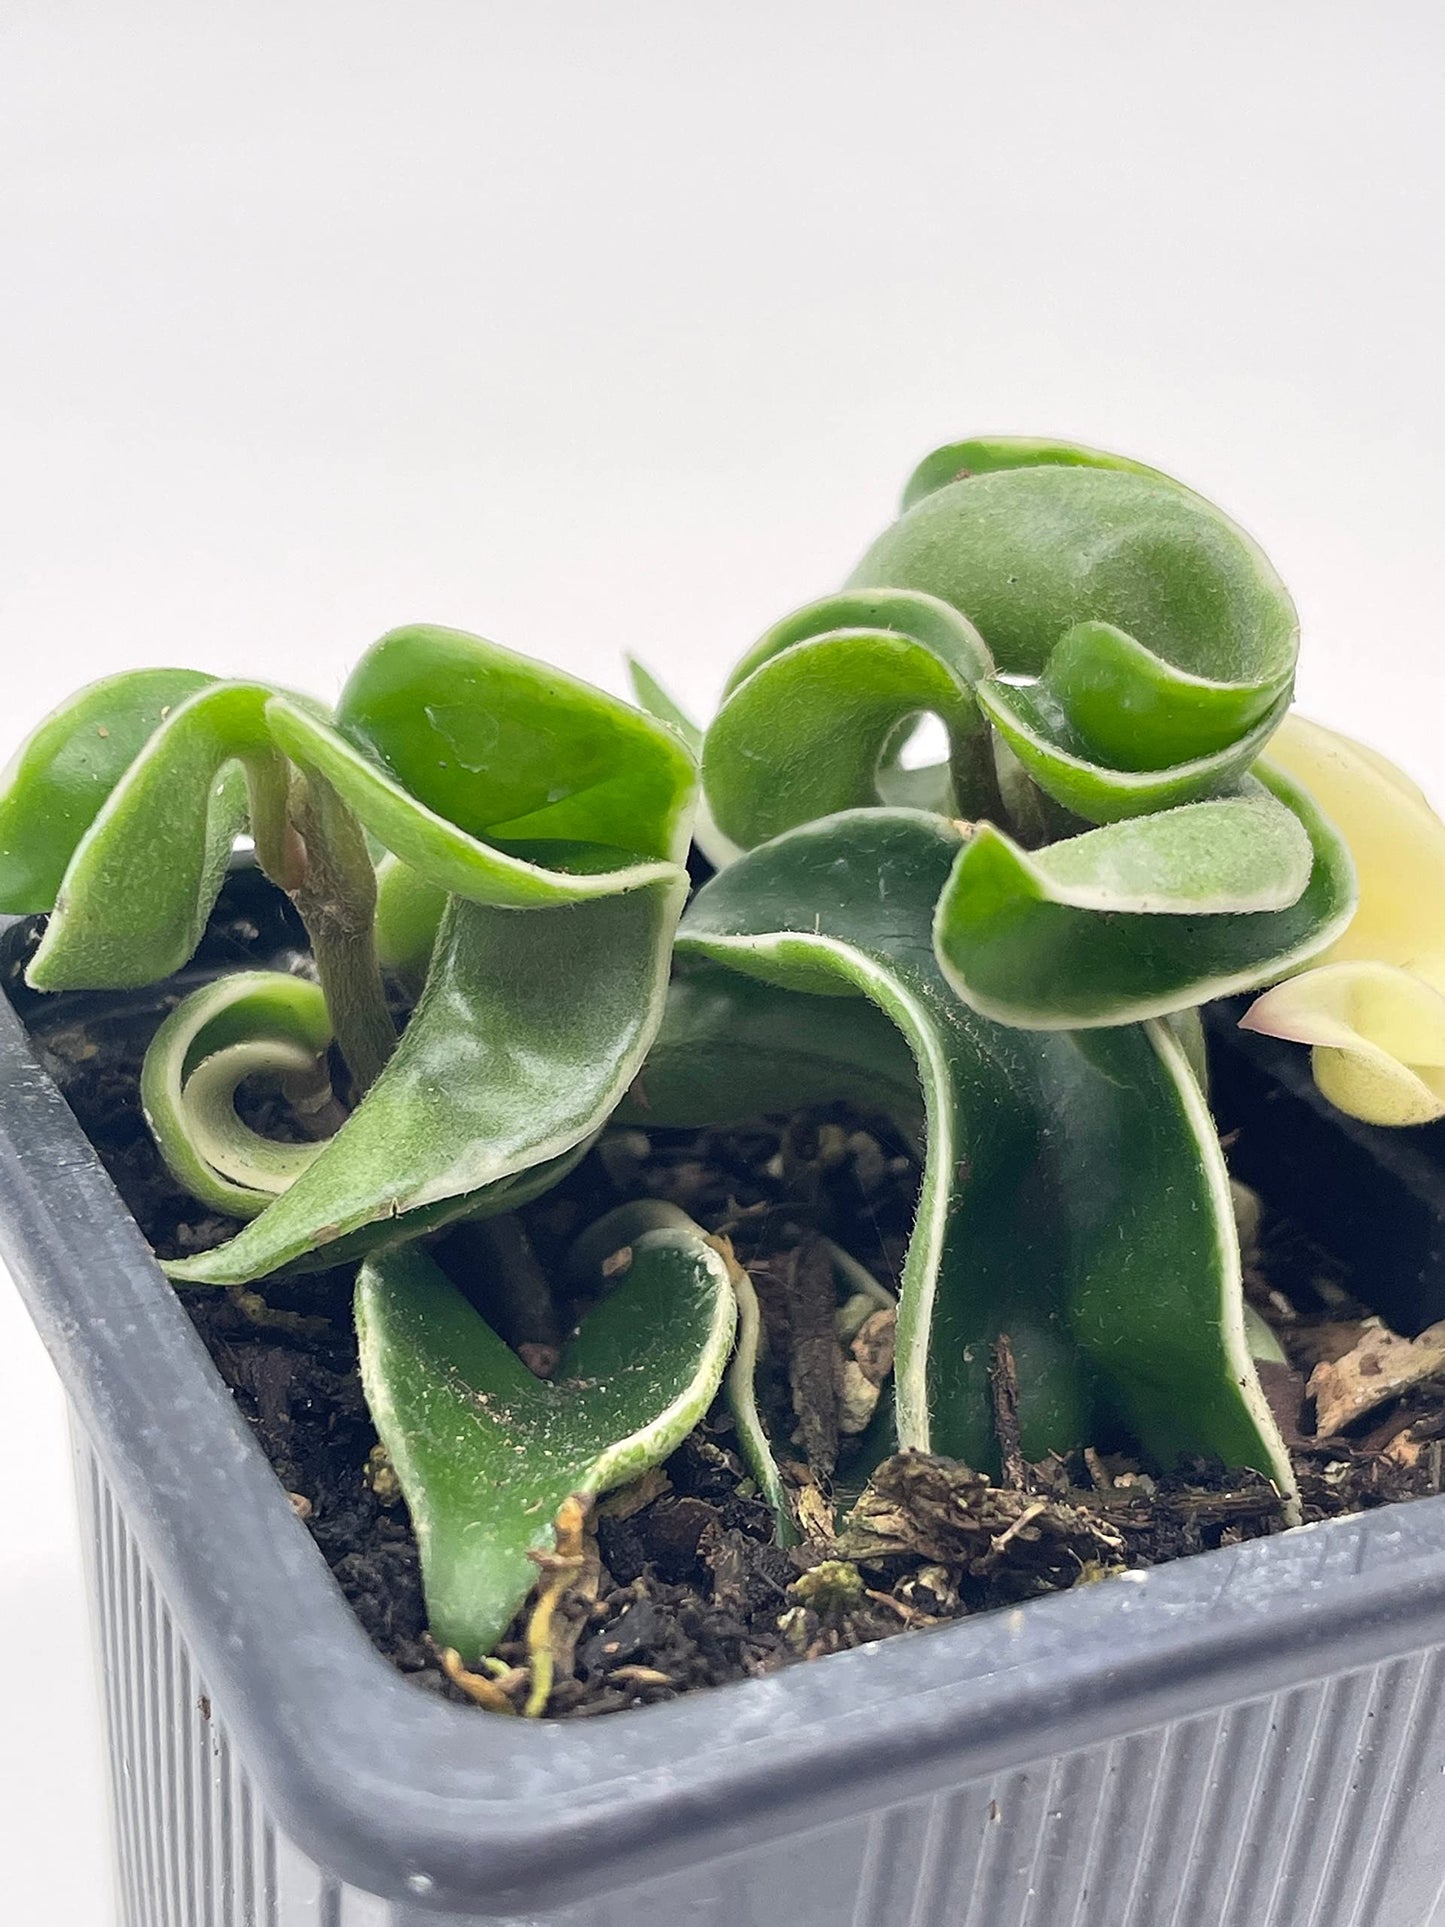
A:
[6,437,1445,1925]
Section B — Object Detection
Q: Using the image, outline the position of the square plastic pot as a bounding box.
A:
[8,968,1445,1926]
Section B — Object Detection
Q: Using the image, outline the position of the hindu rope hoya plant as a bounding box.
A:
[6,432,1437,1691]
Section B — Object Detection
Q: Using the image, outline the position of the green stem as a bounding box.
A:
[244,751,307,892]
[288,771,396,1097]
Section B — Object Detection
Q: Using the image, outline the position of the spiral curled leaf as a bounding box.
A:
[10,627,696,996]
[0,668,219,915]
[141,972,335,1219]
[166,875,687,1283]
[933,768,1355,1028]
[267,624,696,907]
[848,456,1298,822]
[703,589,998,850]
[15,679,278,990]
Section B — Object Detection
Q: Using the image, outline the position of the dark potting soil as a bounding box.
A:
[9,882,1445,1719]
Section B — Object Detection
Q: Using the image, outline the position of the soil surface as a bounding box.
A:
[10,877,1445,1719]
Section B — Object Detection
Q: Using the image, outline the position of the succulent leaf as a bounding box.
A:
[898,434,1175,512]
[356,1224,737,1659]
[165,873,688,1283]
[849,459,1297,822]
[21,681,277,989]
[1241,714,1445,1124]
[269,625,696,907]
[0,668,219,914]
[623,956,923,1139]
[933,768,1354,1028]
[625,656,742,872]
[141,972,335,1218]
[703,591,997,850]
[678,807,1293,1498]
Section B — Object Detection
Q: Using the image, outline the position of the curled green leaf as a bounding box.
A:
[356,1224,737,1659]
[141,972,335,1219]
[703,591,997,851]
[268,625,696,908]
[849,458,1297,821]
[22,681,279,990]
[625,656,742,872]
[934,768,1355,1028]
[564,1199,799,1547]
[899,434,1174,512]
[0,668,218,915]
[165,875,687,1283]
[678,807,1294,1500]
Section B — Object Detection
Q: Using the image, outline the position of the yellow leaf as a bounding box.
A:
[1243,715,1445,1124]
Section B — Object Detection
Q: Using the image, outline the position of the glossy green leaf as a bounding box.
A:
[0,668,218,914]
[563,1197,798,1546]
[849,460,1297,821]
[268,625,696,908]
[22,681,279,989]
[975,672,1293,824]
[703,590,998,851]
[935,768,1355,1028]
[356,1225,737,1658]
[166,874,687,1283]
[678,808,1294,1499]
[899,435,1175,513]
[141,972,335,1219]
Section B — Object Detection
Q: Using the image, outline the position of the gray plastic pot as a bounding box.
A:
[7,944,1445,1926]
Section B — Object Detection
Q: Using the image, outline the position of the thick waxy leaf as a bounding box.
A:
[678,808,1293,1499]
[899,435,1175,513]
[564,1199,798,1546]
[976,672,1293,825]
[166,874,687,1283]
[22,681,279,989]
[0,668,217,913]
[268,625,696,908]
[704,591,997,850]
[1241,714,1445,1124]
[934,769,1354,1028]
[1243,962,1445,1127]
[141,972,334,1218]
[356,1228,737,1658]
[622,956,923,1140]
[849,460,1297,821]
[722,587,995,699]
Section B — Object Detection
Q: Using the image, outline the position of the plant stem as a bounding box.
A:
[451,1214,561,1365]
[287,771,396,1097]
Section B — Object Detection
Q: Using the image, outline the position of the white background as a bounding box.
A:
[3,4,1444,1918]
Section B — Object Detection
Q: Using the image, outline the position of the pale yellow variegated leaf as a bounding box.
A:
[1242,715,1445,1124]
